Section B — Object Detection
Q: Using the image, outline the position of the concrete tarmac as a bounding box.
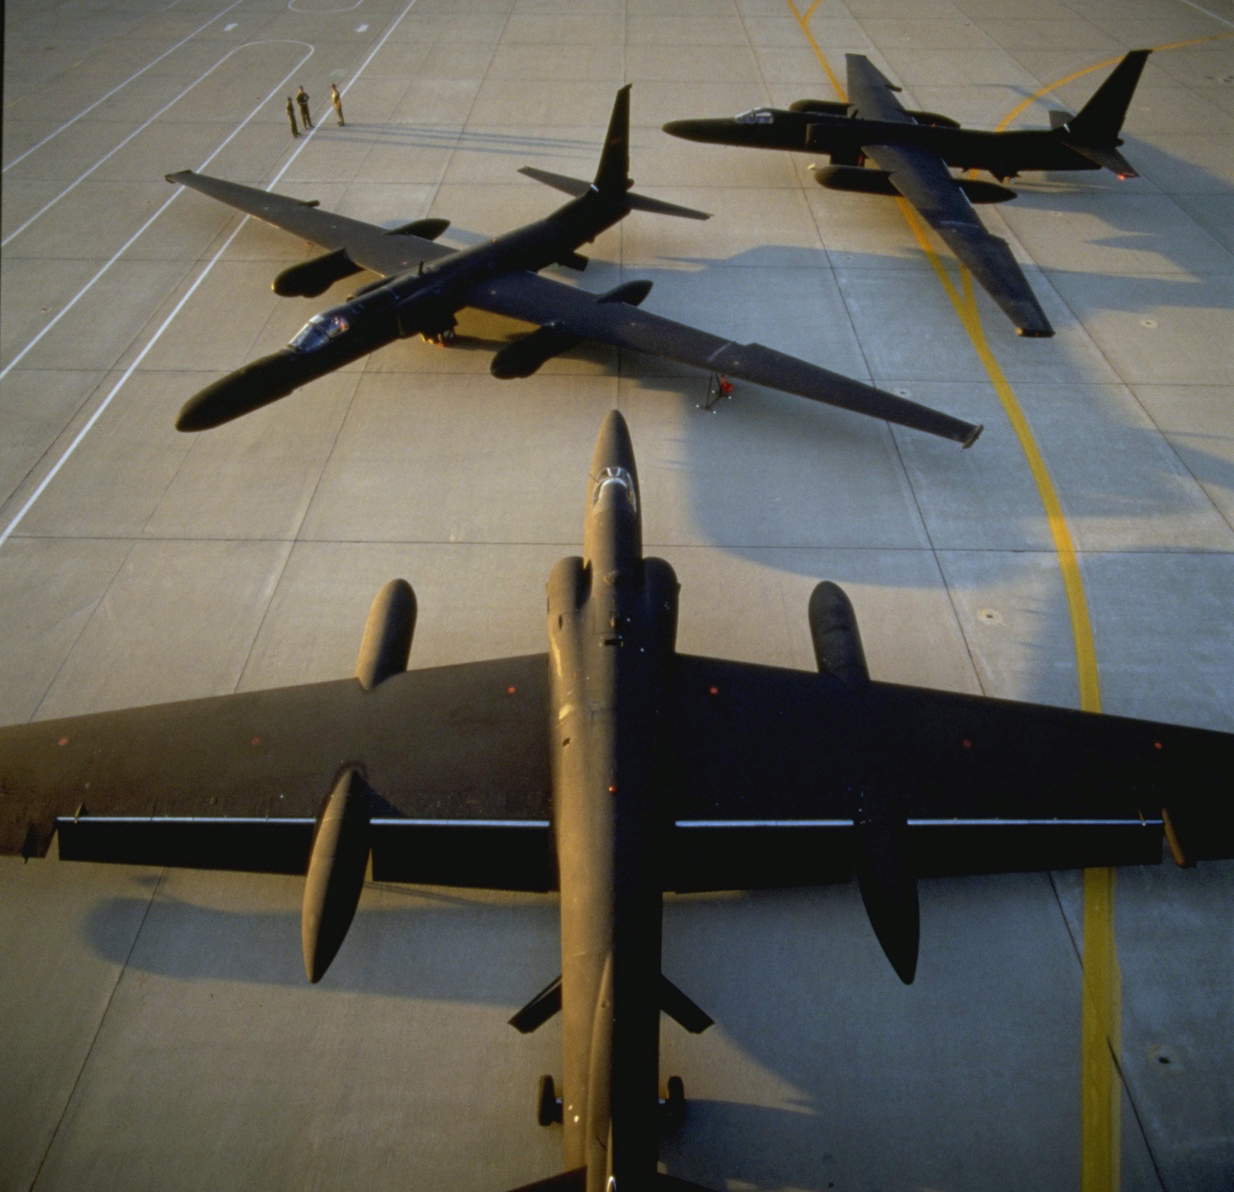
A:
[1,0,1231,1189]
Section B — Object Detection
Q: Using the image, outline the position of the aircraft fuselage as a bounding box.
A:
[546,414,679,1190]
[664,109,1106,178]
[175,189,631,432]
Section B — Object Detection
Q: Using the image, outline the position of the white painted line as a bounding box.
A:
[373,819,550,828]
[1175,0,1234,29]
[224,22,238,30]
[0,43,315,382]
[0,222,247,552]
[3,38,310,248]
[357,23,369,32]
[0,0,419,550]
[673,818,1160,828]
[2,0,247,174]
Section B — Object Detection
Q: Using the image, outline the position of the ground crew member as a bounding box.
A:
[330,83,345,126]
[296,86,312,128]
[286,97,299,138]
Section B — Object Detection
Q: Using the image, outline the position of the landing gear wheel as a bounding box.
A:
[536,1074,562,1126]
[661,1075,685,1132]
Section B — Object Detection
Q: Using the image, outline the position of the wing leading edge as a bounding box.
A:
[166,170,456,277]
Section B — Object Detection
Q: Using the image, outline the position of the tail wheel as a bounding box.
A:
[661,1075,685,1132]
[537,1074,562,1127]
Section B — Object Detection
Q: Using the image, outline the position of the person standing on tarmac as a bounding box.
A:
[286,97,299,138]
[296,86,312,128]
[330,83,345,126]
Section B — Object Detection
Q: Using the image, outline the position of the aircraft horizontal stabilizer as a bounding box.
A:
[519,166,711,220]
[509,975,563,1033]
[1059,140,1138,178]
[660,974,714,1033]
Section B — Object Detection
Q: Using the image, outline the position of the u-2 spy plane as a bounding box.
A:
[3,410,1232,1192]
[664,51,1151,338]
[167,86,981,447]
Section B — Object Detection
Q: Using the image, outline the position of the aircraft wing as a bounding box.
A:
[860,142,1054,337]
[167,170,456,277]
[664,654,1234,892]
[464,270,983,446]
[0,655,555,891]
[845,54,914,124]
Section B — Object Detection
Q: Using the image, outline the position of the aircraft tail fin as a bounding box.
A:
[594,84,633,195]
[519,87,710,219]
[1064,50,1150,146]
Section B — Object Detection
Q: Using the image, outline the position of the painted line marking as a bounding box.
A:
[2,0,247,174]
[2,38,312,248]
[225,21,238,30]
[779,8,1147,1191]
[0,43,315,383]
[993,31,1234,133]
[0,0,419,551]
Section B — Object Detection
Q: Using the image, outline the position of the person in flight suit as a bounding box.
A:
[286,97,299,138]
[331,83,345,126]
[296,86,312,129]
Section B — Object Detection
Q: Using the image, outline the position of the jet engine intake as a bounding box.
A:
[273,248,363,298]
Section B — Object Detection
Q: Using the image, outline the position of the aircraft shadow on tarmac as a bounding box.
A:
[79,870,1234,1189]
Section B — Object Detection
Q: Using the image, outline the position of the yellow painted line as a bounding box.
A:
[785,0,846,101]
[995,32,1234,131]
[783,5,1127,1187]
[1082,866,1122,1192]
[894,198,1104,712]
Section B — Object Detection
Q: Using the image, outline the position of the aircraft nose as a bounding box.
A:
[590,410,637,481]
[662,118,729,143]
[175,351,303,431]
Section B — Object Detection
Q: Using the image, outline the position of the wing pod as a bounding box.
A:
[813,165,1015,204]
[302,767,373,983]
[386,217,450,240]
[492,284,651,378]
[356,579,416,690]
[597,279,653,306]
[809,581,869,687]
[272,248,363,298]
[491,323,583,379]
[810,582,919,984]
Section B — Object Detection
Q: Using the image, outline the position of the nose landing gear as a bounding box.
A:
[659,1075,685,1132]
[537,1074,563,1126]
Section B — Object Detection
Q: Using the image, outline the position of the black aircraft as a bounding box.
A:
[166,86,981,447]
[664,51,1151,338]
[3,411,1232,1191]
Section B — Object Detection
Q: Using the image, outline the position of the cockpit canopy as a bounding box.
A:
[592,466,637,512]
[290,311,350,352]
[735,108,775,125]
